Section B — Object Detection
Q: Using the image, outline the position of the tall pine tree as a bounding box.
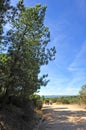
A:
[0,0,56,104]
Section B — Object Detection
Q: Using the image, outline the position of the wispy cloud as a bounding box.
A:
[67,41,86,90]
[36,0,86,96]
[39,41,86,95]
[68,42,86,71]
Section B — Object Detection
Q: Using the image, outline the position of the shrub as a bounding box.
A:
[30,94,43,109]
[59,97,69,104]
[79,85,86,106]
[35,100,43,109]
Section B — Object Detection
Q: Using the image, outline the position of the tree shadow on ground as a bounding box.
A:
[42,106,86,130]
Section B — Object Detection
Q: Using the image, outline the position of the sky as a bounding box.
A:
[11,0,86,95]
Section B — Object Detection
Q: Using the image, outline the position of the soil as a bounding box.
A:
[39,104,86,130]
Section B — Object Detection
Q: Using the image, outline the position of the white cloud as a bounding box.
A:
[39,85,80,96]
[63,87,80,95]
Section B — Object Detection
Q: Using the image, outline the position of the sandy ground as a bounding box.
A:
[39,104,86,130]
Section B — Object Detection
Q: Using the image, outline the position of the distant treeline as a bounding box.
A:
[41,95,80,104]
[41,85,86,107]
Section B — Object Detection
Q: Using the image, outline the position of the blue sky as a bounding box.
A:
[12,0,86,95]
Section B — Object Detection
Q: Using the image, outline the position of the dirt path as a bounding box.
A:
[39,104,86,130]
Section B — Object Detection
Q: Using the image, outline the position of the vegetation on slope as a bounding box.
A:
[0,0,56,129]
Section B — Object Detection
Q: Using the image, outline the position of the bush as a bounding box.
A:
[79,85,86,106]
[35,100,43,109]
[51,98,57,103]
[59,97,69,104]
[30,94,43,109]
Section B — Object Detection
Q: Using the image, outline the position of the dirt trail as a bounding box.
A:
[39,104,86,130]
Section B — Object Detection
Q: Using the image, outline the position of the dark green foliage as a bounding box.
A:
[45,99,49,104]
[51,98,58,103]
[30,94,43,109]
[0,1,56,129]
[59,97,70,104]
[35,100,43,109]
[0,0,11,43]
[41,96,45,103]
[79,84,86,105]
[0,0,56,106]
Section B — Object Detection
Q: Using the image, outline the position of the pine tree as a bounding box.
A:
[0,1,56,105]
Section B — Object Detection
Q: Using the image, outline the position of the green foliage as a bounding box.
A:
[58,96,80,104]
[51,98,58,103]
[58,97,70,104]
[30,94,43,109]
[35,100,43,109]
[79,84,86,105]
[0,0,10,42]
[41,96,45,102]
[0,0,56,106]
